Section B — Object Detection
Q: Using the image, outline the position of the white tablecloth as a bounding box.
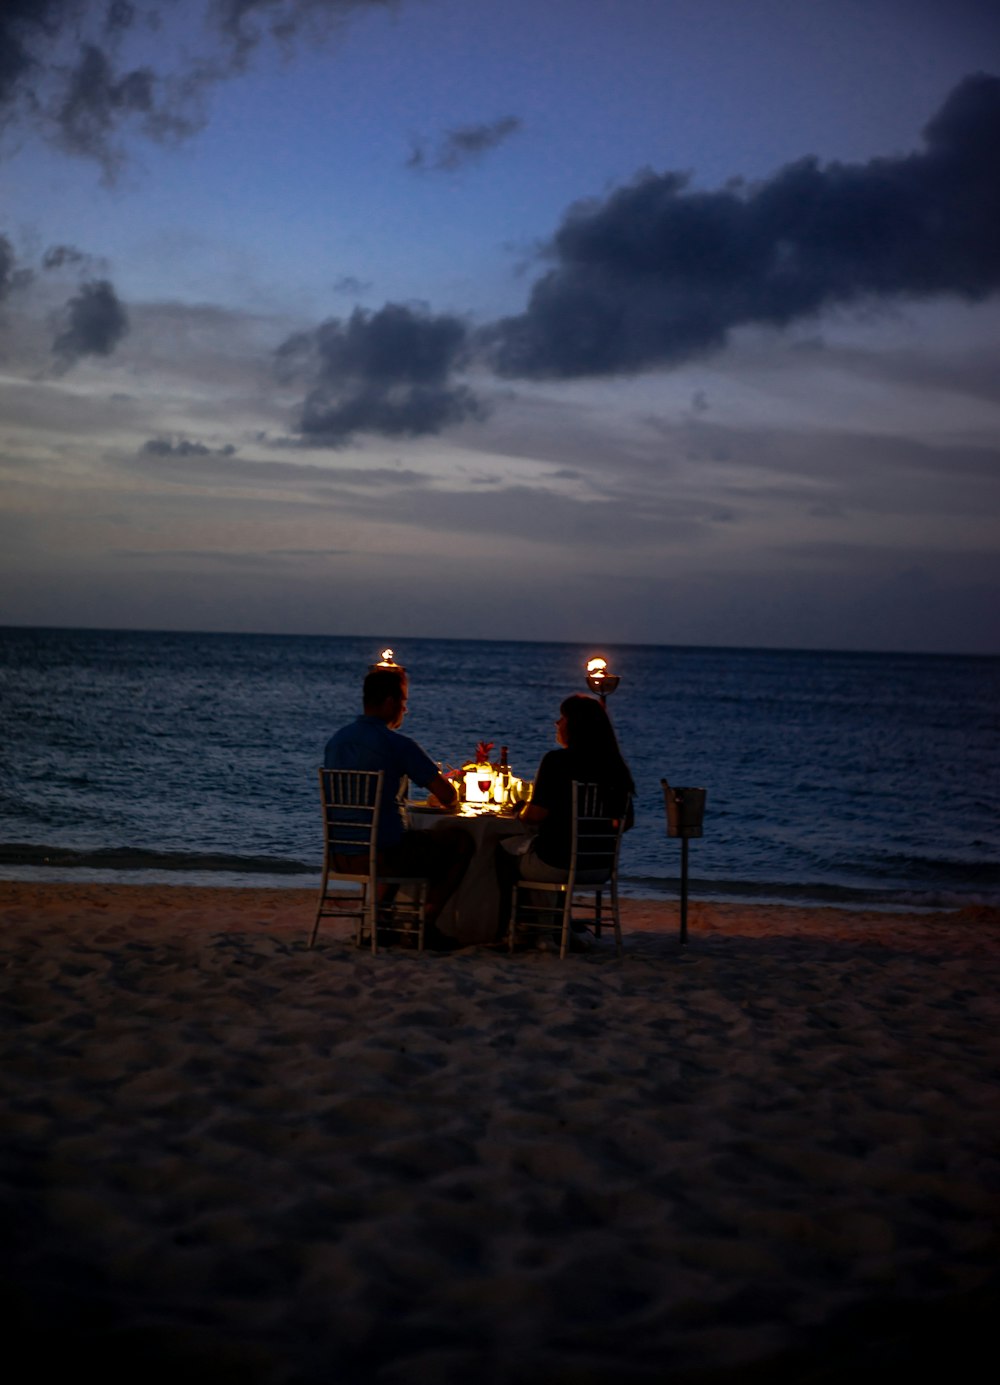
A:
[409,807,529,943]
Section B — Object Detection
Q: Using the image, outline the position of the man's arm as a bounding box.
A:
[427,772,460,813]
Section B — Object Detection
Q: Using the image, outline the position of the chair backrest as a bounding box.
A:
[318,768,383,876]
[571,780,629,883]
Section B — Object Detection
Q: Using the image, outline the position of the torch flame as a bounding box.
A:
[379,648,395,665]
[586,656,607,675]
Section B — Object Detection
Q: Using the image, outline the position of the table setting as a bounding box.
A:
[407,741,533,942]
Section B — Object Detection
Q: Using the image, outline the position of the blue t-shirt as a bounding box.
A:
[324,715,438,848]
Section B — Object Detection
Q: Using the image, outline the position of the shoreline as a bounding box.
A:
[4,881,999,1382]
[1,865,992,915]
[3,877,998,931]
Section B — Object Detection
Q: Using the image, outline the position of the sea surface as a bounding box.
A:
[1,627,997,911]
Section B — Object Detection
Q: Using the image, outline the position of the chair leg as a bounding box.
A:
[416,881,428,953]
[309,868,329,949]
[558,895,572,959]
[369,881,428,953]
[610,880,622,957]
[358,883,371,950]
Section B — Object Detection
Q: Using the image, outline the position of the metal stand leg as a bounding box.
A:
[679,836,689,947]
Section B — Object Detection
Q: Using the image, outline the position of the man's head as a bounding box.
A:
[363,668,408,728]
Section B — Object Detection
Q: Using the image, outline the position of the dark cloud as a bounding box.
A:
[488,73,1000,378]
[333,273,372,296]
[0,233,16,299]
[42,243,88,270]
[53,40,195,170]
[407,115,522,173]
[141,437,236,457]
[0,2,195,175]
[0,231,36,299]
[52,278,129,365]
[41,242,109,277]
[278,302,485,444]
[214,0,394,53]
[0,1,392,172]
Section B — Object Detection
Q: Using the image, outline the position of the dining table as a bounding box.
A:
[408,801,531,944]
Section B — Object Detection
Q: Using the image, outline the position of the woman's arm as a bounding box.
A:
[518,749,559,823]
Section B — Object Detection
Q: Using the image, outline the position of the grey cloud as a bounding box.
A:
[215,2,395,57]
[0,231,37,299]
[0,233,16,298]
[277,301,486,444]
[132,445,430,489]
[142,437,237,457]
[112,546,358,569]
[41,242,109,276]
[313,476,692,546]
[0,1,392,171]
[407,115,522,173]
[52,278,129,365]
[0,2,199,175]
[42,243,88,270]
[488,74,1000,378]
[53,41,195,171]
[333,274,372,296]
[790,336,1000,407]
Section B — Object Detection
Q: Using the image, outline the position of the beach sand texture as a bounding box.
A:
[2,881,999,1383]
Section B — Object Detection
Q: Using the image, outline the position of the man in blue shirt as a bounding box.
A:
[324,667,472,943]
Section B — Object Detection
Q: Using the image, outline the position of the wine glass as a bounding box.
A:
[477,765,493,805]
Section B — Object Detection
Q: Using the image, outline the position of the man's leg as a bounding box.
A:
[383,826,475,929]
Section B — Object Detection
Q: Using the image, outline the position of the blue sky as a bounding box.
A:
[2,0,999,651]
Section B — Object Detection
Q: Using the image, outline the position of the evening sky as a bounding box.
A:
[2,0,999,652]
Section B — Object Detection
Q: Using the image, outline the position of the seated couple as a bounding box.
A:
[325,668,634,949]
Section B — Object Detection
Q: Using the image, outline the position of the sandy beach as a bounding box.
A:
[2,880,999,1383]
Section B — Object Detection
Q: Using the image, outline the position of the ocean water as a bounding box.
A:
[1,626,997,910]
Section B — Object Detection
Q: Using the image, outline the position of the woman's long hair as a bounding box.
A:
[560,694,635,797]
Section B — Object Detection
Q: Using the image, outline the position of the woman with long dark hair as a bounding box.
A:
[520,693,634,870]
[497,694,634,939]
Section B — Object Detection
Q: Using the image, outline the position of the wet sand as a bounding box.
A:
[2,881,999,1382]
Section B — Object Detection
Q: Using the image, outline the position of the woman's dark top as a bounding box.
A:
[530,748,632,870]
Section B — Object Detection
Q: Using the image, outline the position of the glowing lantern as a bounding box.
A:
[464,764,494,806]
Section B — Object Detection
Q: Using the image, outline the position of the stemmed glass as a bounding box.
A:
[477,765,493,807]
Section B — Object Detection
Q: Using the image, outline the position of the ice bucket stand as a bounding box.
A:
[661,780,707,946]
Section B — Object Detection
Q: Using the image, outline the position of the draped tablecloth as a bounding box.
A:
[409,806,529,944]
